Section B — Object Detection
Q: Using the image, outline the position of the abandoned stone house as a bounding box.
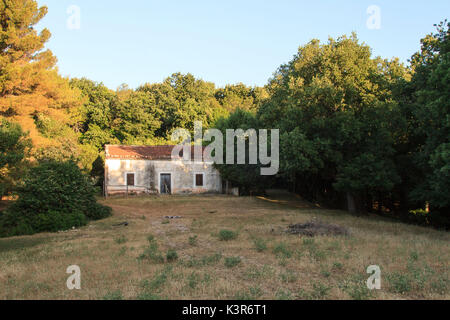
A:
[104,145,223,195]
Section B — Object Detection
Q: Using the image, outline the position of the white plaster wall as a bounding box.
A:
[105,159,221,194]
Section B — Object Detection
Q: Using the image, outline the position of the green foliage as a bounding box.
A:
[234,286,263,300]
[332,262,343,270]
[34,114,74,140]
[137,73,227,136]
[0,160,111,237]
[138,236,164,263]
[273,242,293,258]
[200,253,222,265]
[218,229,238,241]
[166,249,178,262]
[0,119,31,197]
[215,83,268,113]
[346,282,372,300]
[253,238,268,252]
[224,256,241,268]
[188,235,198,246]
[102,290,123,300]
[387,273,412,294]
[259,34,408,210]
[280,270,298,283]
[137,267,172,299]
[114,235,127,244]
[187,272,200,289]
[311,282,331,299]
[401,21,450,217]
[214,109,274,194]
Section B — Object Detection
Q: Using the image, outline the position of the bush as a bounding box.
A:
[138,236,164,263]
[273,242,293,258]
[86,203,112,220]
[166,249,178,262]
[0,160,111,237]
[114,235,127,244]
[189,235,198,246]
[387,273,412,294]
[224,256,241,268]
[253,238,268,252]
[218,229,238,241]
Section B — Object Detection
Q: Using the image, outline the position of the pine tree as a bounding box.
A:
[0,0,81,145]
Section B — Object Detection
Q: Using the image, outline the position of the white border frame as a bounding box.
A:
[193,172,206,188]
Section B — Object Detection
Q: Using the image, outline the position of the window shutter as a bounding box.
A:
[127,173,135,186]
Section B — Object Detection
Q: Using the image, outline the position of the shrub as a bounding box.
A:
[235,286,263,300]
[136,292,162,300]
[345,282,371,300]
[253,238,268,252]
[218,229,238,241]
[201,253,222,266]
[166,249,178,262]
[387,273,412,294]
[86,203,112,220]
[280,270,298,283]
[311,282,330,299]
[114,235,127,244]
[273,242,293,258]
[0,208,88,235]
[102,290,123,300]
[138,236,164,263]
[332,262,343,270]
[224,256,241,268]
[0,160,111,237]
[189,235,198,246]
[187,272,200,289]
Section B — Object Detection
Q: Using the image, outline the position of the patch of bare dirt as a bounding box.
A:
[287,220,349,237]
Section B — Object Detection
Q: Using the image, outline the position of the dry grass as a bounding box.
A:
[0,192,448,300]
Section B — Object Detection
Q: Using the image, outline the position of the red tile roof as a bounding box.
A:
[105,145,208,160]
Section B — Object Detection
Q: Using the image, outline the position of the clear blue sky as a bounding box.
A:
[37,0,449,90]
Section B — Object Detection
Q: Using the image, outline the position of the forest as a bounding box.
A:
[1,0,449,233]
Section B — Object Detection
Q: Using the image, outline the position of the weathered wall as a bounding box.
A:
[105,159,222,194]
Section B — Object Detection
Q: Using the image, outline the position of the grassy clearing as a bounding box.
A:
[0,193,448,300]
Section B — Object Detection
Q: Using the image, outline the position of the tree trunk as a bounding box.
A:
[347,192,357,214]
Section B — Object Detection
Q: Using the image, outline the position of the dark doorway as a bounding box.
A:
[195,174,204,187]
[160,174,171,194]
[127,173,135,186]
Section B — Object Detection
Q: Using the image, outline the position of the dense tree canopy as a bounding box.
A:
[214,109,273,195]
[402,21,450,212]
[258,34,409,212]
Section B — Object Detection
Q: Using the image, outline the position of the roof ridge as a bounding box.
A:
[105,145,208,161]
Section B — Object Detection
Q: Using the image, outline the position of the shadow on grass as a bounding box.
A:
[0,236,52,253]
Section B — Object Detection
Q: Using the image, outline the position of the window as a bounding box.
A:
[195,173,204,187]
[126,173,135,186]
